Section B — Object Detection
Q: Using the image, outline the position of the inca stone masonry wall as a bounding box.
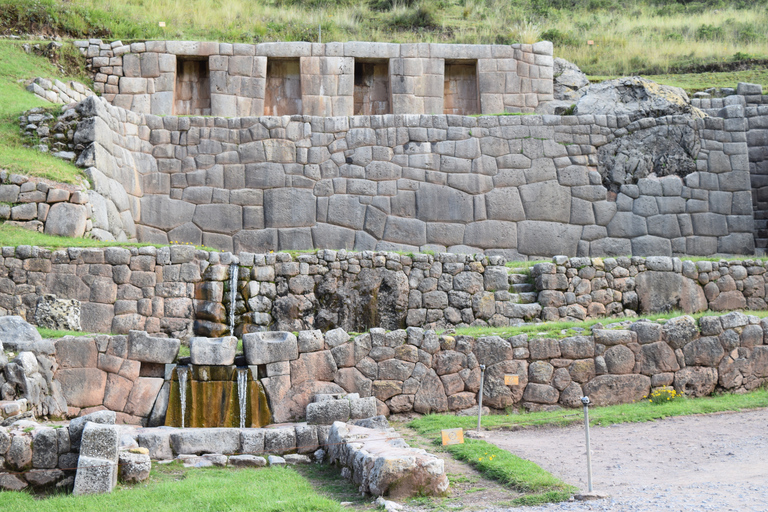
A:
[78,39,554,117]
[8,245,768,339]
[72,91,753,258]
[693,84,768,252]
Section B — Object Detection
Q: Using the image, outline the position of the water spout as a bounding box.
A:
[237,368,248,429]
[178,366,189,428]
[229,263,239,336]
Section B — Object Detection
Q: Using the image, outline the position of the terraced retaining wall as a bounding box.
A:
[693,85,768,252]
[7,246,768,335]
[72,92,753,257]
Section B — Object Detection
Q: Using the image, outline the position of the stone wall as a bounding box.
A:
[533,255,768,321]
[72,92,752,257]
[0,172,93,239]
[692,83,767,253]
[0,245,539,336]
[77,39,555,116]
[8,246,768,337]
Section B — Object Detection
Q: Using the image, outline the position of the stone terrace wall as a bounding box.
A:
[692,84,767,252]
[77,39,554,116]
[0,245,541,337]
[39,313,768,425]
[8,246,768,337]
[73,94,753,258]
[533,255,768,321]
[256,312,768,421]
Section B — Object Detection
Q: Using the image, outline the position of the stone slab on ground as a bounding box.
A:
[325,421,449,498]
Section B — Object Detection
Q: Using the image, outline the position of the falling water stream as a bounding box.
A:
[178,366,189,428]
[229,263,238,336]
[237,368,248,429]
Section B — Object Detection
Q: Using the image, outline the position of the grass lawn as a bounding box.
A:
[0,42,86,184]
[593,67,768,94]
[0,463,347,512]
[408,388,768,433]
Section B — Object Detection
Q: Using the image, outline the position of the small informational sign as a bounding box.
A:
[587,40,594,45]
[504,374,519,386]
[159,21,166,27]
[441,428,464,446]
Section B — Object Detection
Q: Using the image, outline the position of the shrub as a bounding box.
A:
[695,24,724,41]
[540,28,580,47]
[389,3,438,29]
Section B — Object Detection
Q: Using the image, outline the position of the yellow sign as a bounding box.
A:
[441,428,464,446]
[504,374,519,386]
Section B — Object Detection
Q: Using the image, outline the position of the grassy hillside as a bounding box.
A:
[1,0,767,77]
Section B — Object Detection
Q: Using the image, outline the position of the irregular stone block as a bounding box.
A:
[243,331,298,364]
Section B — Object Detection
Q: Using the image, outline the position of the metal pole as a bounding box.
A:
[477,364,486,432]
[582,397,593,493]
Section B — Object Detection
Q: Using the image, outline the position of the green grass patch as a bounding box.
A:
[443,439,574,495]
[453,309,768,339]
[0,463,345,512]
[408,388,768,433]
[0,223,219,252]
[37,327,98,338]
[0,42,86,184]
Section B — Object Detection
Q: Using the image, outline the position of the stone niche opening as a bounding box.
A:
[354,60,391,115]
[265,58,302,116]
[174,57,211,116]
[443,60,479,115]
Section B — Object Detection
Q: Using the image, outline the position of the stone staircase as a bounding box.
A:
[507,271,538,305]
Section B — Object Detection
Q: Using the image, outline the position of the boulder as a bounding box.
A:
[553,57,589,101]
[189,336,237,365]
[413,369,448,414]
[243,331,298,365]
[582,374,651,406]
[0,316,52,354]
[662,315,699,349]
[683,337,724,367]
[264,426,296,454]
[34,295,81,331]
[574,76,696,120]
[604,345,635,375]
[482,360,528,409]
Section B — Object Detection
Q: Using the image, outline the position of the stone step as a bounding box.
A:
[511,283,535,293]
[508,273,530,285]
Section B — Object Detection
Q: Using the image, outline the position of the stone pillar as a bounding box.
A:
[300,56,354,117]
[389,57,444,115]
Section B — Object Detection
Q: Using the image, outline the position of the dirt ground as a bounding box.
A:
[485,408,768,512]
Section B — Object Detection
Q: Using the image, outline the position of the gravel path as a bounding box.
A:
[483,408,768,512]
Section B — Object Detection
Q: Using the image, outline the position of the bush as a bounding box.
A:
[695,24,724,41]
[389,4,438,29]
[540,28,580,47]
